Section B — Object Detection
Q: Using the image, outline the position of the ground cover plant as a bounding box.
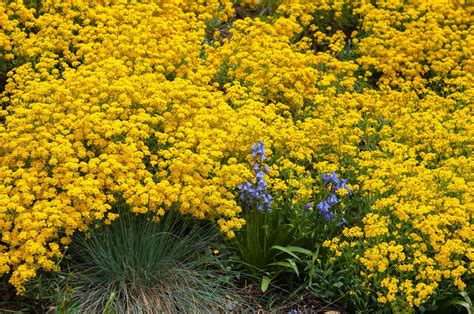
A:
[63,208,242,313]
[0,0,472,312]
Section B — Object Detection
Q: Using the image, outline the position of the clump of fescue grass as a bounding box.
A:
[65,209,243,313]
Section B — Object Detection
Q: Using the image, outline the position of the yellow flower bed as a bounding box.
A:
[0,0,472,307]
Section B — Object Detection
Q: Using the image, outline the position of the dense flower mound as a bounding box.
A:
[0,0,472,307]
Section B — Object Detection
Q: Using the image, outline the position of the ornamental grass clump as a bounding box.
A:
[65,209,241,313]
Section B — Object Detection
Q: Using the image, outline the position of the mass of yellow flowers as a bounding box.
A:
[0,0,472,308]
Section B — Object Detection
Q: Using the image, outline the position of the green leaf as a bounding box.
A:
[287,259,299,277]
[270,259,299,277]
[270,245,307,260]
[261,276,271,292]
[285,246,313,256]
[333,281,344,288]
[444,300,471,314]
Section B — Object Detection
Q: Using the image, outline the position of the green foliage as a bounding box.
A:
[424,290,474,314]
[63,209,242,313]
[24,271,77,313]
[229,187,350,290]
[441,291,473,314]
[0,276,39,313]
[268,243,379,312]
[230,205,298,279]
[0,271,76,313]
[227,163,379,311]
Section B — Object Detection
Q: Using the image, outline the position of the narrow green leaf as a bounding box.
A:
[445,300,471,313]
[284,246,313,256]
[270,259,299,277]
[270,245,301,260]
[287,259,299,277]
[261,276,271,292]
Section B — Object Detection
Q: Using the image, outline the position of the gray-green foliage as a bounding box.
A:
[64,209,242,313]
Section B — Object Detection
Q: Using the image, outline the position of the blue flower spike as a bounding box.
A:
[237,141,272,212]
[318,172,351,224]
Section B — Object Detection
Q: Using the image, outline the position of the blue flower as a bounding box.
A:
[317,201,334,221]
[317,171,352,222]
[238,140,272,212]
[317,200,330,212]
[334,178,352,195]
[322,171,352,195]
[257,179,268,190]
[251,140,266,161]
[322,171,339,185]
[327,194,338,206]
[255,171,265,181]
[321,210,334,221]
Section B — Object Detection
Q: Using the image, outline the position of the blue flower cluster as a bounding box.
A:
[306,172,351,225]
[322,171,352,195]
[237,141,272,212]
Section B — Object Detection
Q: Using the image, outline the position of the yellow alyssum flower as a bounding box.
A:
[0,0,472,303]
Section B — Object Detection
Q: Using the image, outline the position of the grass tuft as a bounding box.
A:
[65,209,242,313]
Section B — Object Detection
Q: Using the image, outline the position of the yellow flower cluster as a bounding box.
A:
[356,0,474,95]
[239,0,473,306]
[0,0,472,305]
[1,0,245,292]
